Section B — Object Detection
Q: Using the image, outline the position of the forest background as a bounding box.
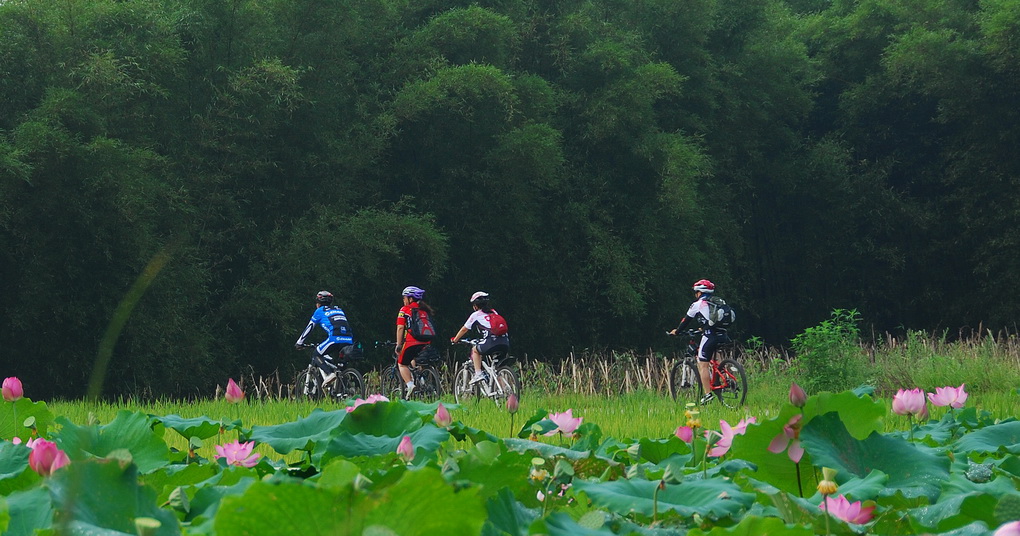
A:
[2,0,1018,399]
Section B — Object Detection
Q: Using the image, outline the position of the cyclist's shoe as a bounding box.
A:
[323,372,337,385]
[405,383,416,398]
[469,371,486,385]
[699,392,716,406]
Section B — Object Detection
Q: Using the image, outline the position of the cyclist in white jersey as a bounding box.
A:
[668,279,730,405]
[450,291,510,384]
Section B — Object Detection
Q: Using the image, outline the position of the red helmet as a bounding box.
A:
[692,279,715,293]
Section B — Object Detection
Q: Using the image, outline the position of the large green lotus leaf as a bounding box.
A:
[316,459,361,490]
[154,415,223,441]
[47,458,179,536]
[503,438,590,460]
[997,455,1020,478]
[336,401,425,436]
[907,474,1016,531]
[186,474,258,523]
[728,390,885,493]
[0,398,55,442]
[449,421,500,444]
[0,442,39,495]
[799,412,949,500]
[573,477,754,520]
[804,469,888,502]
[482,487,540,536]
[140,463,218,505]
[214,467,486,536]
[954,421,1020,455]
[686,515,814,536]
[53,411,170,474]
[529,512,617,535]
[314,425,450,465]
[3,488,53,536]
[247,408,347,454]
[801,390,887,439]
[447,442,536,502]
[635,436,691,464]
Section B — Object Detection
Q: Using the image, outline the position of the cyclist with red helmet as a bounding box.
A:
[395,286,435,396]
[450,291,510,384]
[669,279,729,405]
[294,291,355,384]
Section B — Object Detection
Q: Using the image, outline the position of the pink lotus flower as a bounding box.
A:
[2,377,23,402]
[674,426,694,443]
[214,440,261,467]
[26,438,70,476]
[224,379,244,403]
[819,494,875,524]
[927,384,968,408]
[434,402,452,427]
[506,393,519,414]
[346,393,390,413]
[544,409,583,437]
[767,414,805,463]
[789,382,807,408]
[994,521,1020,536]
[891,388,926,417]
[396,435,414,462]
[706,417,756,457]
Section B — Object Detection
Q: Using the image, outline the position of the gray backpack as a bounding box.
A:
[706,296,736,327]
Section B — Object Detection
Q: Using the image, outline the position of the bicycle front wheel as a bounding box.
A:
[454,364,479,403]
[381,365,403,399]
[494,367,521,405]
[293,367,322,401]
[414,367,443,401]
[714,359,748,408]
[669,360,700,402]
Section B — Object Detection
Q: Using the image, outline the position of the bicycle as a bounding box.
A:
[452,339,521,406]
[293,343,366,401]
[667,329,747,408]
[377,341,443,401]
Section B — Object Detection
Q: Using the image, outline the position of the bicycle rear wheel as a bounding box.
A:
[333,369,365,400]
[293,367,322,401]
[413,367,443,401]
[454,364,479,403]
[494,367,521,405]
[669,359,700,402]
[714,359,747,408]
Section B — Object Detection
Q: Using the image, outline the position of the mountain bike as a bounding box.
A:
[293,343,366,401]
[377,341,443,401]
[667,329,747,408]
[452,339,521,406]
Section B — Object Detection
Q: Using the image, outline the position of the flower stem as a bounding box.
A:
[795,461,803,498]
[823,494,832,536]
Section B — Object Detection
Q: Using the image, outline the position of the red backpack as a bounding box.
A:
[407,307,436,342]
[486,311,508,337]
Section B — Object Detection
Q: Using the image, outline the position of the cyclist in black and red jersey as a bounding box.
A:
[395,286,435,397]
[669,279,729,405]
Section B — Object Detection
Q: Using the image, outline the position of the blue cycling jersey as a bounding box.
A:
[296,306,354,348]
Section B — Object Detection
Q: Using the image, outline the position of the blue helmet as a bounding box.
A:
[401,286,425,300]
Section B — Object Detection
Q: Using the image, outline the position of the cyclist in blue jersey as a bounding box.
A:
[295,291,355,383]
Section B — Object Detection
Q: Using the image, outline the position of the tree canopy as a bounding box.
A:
[1,0,1017,397]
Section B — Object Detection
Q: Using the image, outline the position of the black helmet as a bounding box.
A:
[315,290,334,305]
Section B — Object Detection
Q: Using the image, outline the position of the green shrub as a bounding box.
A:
[791,309,870,393]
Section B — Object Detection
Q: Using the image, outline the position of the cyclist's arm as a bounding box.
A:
[450,325,469,343]
[295,320,316,346]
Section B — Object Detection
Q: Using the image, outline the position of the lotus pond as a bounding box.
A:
[2,385,1020,535]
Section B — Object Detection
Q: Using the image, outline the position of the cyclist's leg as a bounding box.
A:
[399,344,426,387]
[697,335,718,394]
[316,340,342,374]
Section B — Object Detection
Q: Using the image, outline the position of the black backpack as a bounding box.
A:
[706,296,736,327]
[407,307,437,342]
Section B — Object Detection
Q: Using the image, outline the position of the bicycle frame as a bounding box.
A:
[464,354,510,397]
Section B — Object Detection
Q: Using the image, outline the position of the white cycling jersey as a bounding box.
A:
[463,309,504,338]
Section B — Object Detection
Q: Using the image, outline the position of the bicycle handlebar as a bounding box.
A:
[667,329,703,338]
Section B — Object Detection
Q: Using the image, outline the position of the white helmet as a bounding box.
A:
[470,291,490,304]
